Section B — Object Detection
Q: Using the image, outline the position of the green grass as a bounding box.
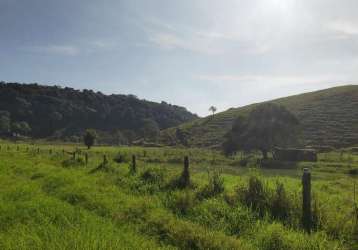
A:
[160,85,358,148]
[0,142,357,249]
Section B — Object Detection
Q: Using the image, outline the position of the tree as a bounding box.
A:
[223,103,299,159]
[83,129,97,149]
[209,106,217,116]
[11,121,31,137]
[114,130,127,145]
[0,112,10,134]
[122,130,137,145]
[140,119,160,141]
[175,128,189,146]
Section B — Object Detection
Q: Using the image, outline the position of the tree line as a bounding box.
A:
[0,82,198,143]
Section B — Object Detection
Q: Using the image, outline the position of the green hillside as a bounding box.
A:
[0,82,197,143]
[160,85,358,148]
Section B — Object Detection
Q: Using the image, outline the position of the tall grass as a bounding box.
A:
[0,142,356,249]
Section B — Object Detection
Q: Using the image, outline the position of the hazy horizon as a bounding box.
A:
[1,0,358,116]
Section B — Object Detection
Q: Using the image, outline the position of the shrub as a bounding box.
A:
[166,190,196,215]
[237,176,270,217]
[140,167,165,185]
[197,170,225,200]
[270,181,292,222]
[113,153,130,164]
[348,168,358,175]
[255,223,290,250]
[189,199,256,236]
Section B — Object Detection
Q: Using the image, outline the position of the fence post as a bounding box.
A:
[354,182,356,204]
[85,153,88,165]
[181,156,190,188]
[131,155,136,173]
[302,168,312,233]
[37,148,40,154]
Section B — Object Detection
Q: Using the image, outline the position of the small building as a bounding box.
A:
[273,147,317,162]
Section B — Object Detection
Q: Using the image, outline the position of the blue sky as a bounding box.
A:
[1,0,358,116]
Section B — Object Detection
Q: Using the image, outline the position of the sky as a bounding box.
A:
[1,0,358,116]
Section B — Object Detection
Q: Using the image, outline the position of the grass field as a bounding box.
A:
[0,142,357,249]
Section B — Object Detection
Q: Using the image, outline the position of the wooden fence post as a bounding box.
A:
[182,156,190,187]
[131,155,136,173]
[85,153,88,165]
[302,168,312,233]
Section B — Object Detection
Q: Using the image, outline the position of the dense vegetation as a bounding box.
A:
[0,82,198,143]
[0,142,357,249]
[161,85,358,148]
[223,103,300,158]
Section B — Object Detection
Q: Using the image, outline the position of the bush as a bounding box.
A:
[270,182,292,222]
[140,167,165,185]
[256,223,290,250]
[189,199,256,236]
[237,176,270,217]
[166,190,196,215]
[348,168,358,175]
[197,170,225,200]
[113,153,130,164]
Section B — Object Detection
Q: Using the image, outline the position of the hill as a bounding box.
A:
[160,85,358,148]
[0,82,198,143]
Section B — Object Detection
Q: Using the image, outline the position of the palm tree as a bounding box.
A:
[209,106,217,116]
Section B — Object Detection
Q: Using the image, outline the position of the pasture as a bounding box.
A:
[0,142,357,249]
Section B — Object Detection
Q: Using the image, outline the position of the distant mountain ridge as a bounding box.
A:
[160,85,358,148]
[0,82,198,143]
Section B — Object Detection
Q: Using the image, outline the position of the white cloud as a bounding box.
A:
[148,32,224,55]
[329,20,358,37]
